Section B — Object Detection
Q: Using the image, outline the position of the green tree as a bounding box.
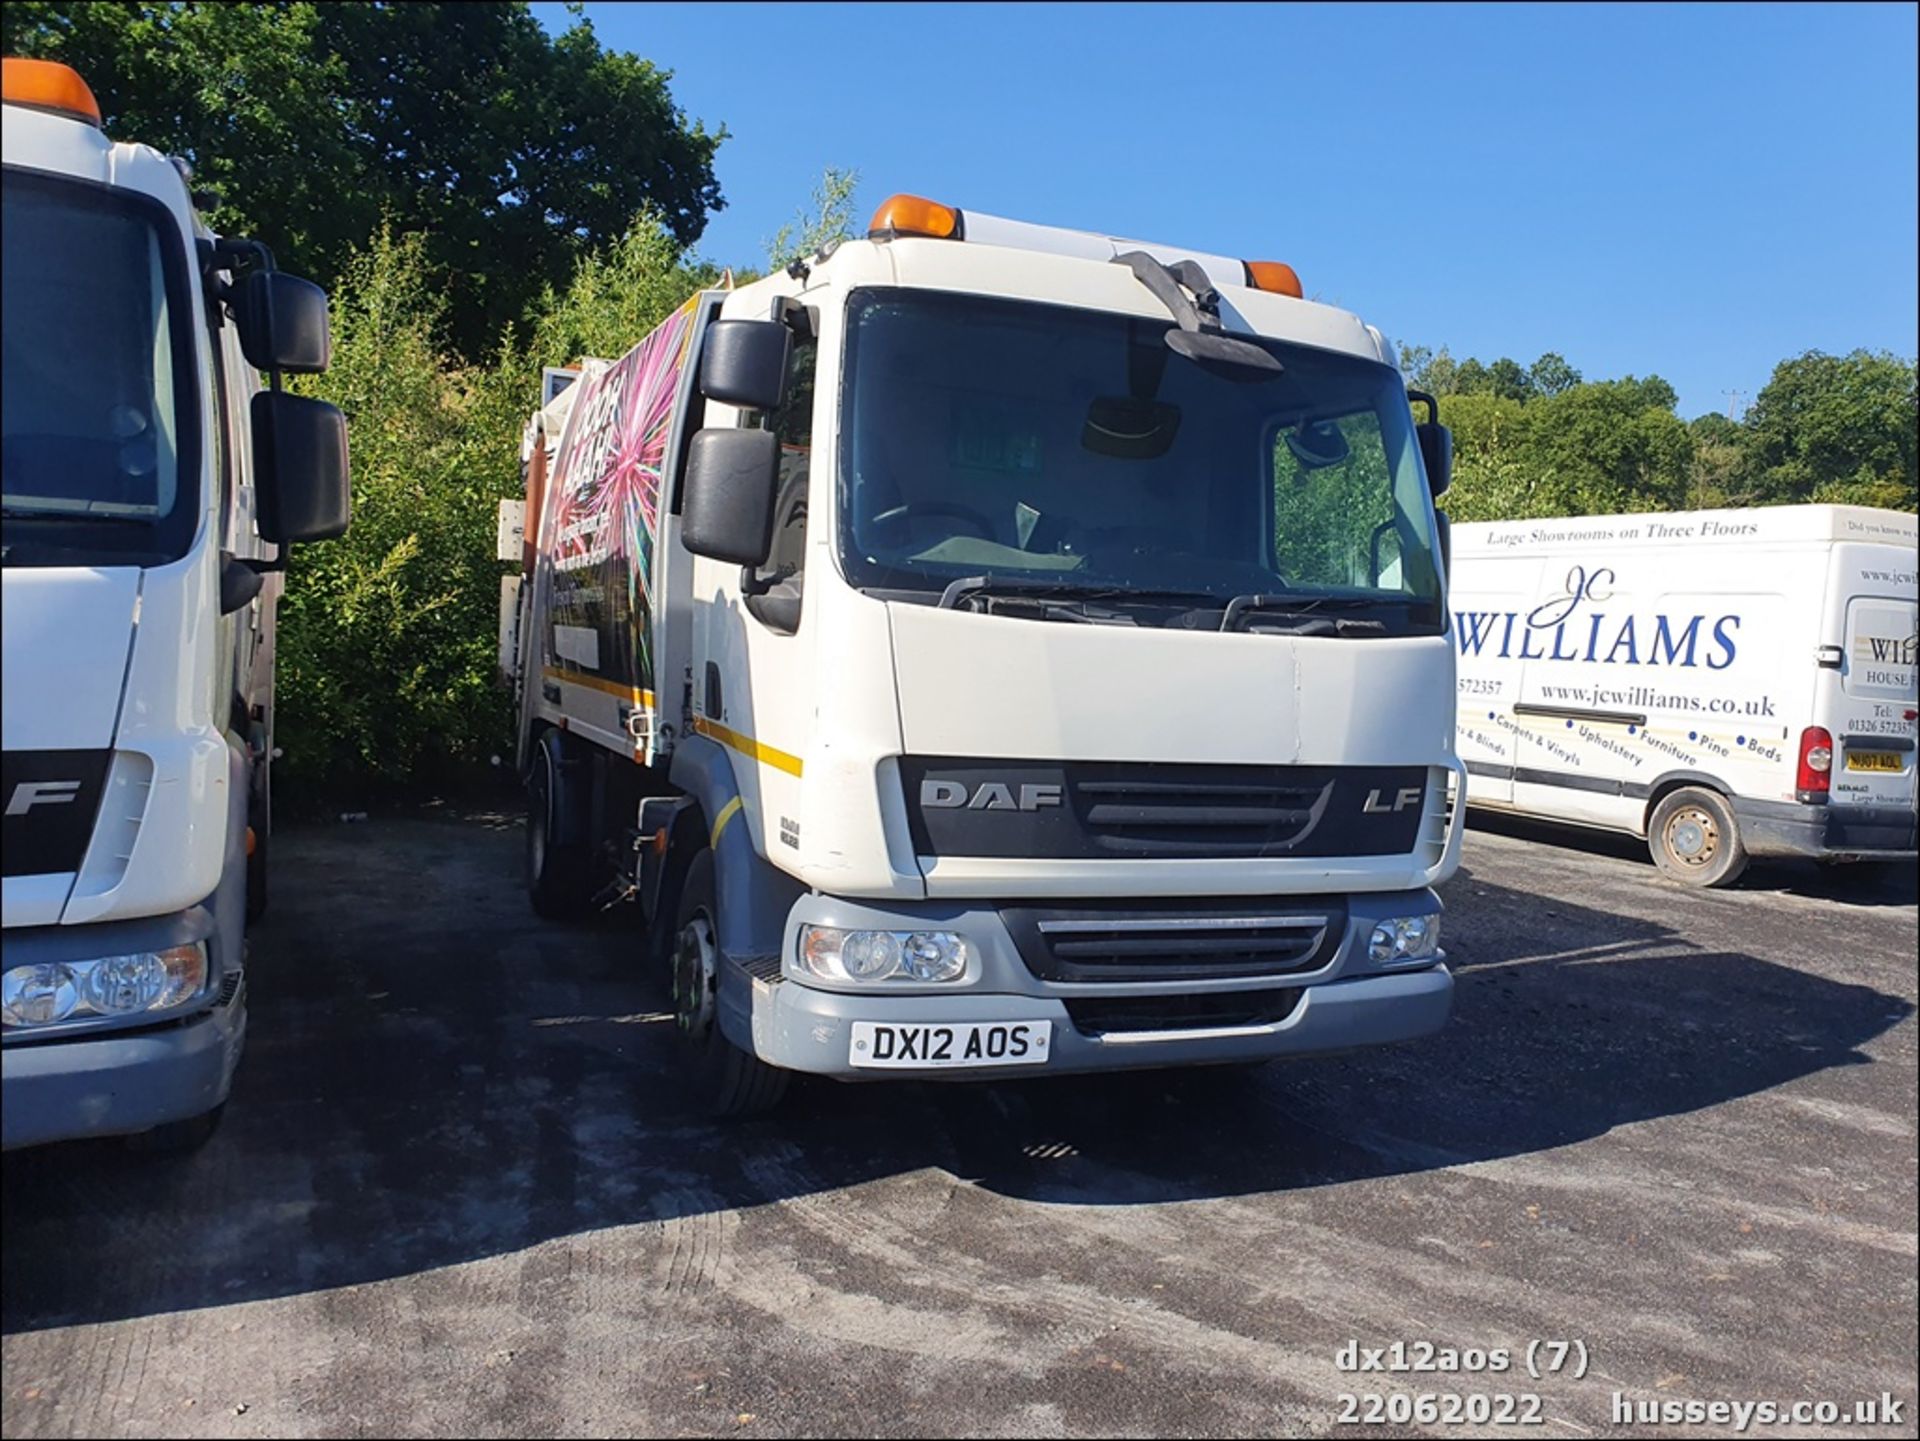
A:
[277,227,514,799]
[1686,411,1755,508]
[1523,379,1692,515]
[1435,394,1538,521]
[1453,357,1491,396]
[1486,356,1535,403]
[1743,349,1918,509]
[2,1,726,354]
[1528,351,1581,398]
[764,167,861,273]
[528,212,717,371]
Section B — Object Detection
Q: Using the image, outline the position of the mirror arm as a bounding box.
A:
[739,563,775,597]
[770,295,816,342]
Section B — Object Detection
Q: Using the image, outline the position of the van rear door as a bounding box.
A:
[1827,579,1918,812]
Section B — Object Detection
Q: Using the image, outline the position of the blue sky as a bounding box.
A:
[532,2,1917,421]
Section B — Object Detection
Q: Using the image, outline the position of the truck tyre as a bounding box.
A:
[527,728,597,920]
[671,849,789,1117]
[1648,787,1749,888]
[125,1102,226,1155]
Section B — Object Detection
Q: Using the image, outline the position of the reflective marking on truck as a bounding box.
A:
[710,795,744,848]
[542,664,654,707]
[691,715,804,777]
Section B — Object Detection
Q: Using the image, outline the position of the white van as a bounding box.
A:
[1449,505,1917,886]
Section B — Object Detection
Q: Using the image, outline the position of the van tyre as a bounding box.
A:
[527,728,597,920]
[671,849,788,1117]
[1648,787,1749,888]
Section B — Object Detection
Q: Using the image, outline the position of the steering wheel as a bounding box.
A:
[870,501,997,541]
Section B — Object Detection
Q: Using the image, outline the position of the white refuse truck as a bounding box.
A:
[1450,505,1918,886]
[501,192,1465,1113]
[2,60,350,1149]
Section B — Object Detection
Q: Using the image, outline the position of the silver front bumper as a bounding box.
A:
[716,890,1451,1079]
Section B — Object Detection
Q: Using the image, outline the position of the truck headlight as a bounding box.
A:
[1367,915,1441,966]
[1,944,208,1029]
[799,926,969,983]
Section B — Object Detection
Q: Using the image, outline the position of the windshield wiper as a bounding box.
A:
[1219,593,1393,635]
[2,505,150,524]
[936,574,1223,611]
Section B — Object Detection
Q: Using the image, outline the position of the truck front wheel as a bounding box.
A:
[1648,787,1749,888]
[671,849,789,1117]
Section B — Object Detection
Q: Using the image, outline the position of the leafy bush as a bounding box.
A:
[277,228,522,805]
[274,214,723,808]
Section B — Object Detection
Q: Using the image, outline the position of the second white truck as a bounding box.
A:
[2,59,350,1150]
[502,193,1465,1113]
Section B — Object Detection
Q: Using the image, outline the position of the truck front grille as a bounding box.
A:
[899,758,1427,860]
[1063,987,1305,1037]
[1002,898,1346,983]
[1071,771,1328,854]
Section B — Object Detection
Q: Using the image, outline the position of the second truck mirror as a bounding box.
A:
[699,320,791,410]
[682,428,779,565]
[1406,389,1451,500]
[237,271,333,374]
[1418,422,1453,500]
[252,390,351,543]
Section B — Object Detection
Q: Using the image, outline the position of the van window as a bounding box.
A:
[1844,597,1919,701]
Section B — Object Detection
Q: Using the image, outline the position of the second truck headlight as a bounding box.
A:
[1,944,208,1029]
[1367,915,1441,965]
[799,926,970,984]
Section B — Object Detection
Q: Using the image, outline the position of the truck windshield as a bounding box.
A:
[837,287,1443,633]
[1,166,198,567]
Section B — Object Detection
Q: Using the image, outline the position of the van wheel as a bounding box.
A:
[1648,787,1749,888]
[526,729,596,920]
[671,849,789,1117]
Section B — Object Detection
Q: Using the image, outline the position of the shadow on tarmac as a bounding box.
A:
[4,812,1910,1332]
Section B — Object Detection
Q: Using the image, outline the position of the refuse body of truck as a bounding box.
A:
[1,60,350,1150]
[499,191,1465,1114]
[1449,505,1918,887]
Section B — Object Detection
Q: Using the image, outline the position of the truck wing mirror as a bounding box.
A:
[682,428,779,565]
[237,270,333,374]
[699,320,791,410]
[252,391,350,543]
[1418,422,1453,499]
[1407,388,1452,499]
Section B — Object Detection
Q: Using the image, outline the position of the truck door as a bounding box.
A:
[1826,576,1919,813]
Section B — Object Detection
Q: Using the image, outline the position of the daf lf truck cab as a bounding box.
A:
[2,59,350,1150]
[503,192,1464,1114]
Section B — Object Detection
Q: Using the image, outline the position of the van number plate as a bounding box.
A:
[1846,751,1903,773]
[849,1020,1050,1069]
